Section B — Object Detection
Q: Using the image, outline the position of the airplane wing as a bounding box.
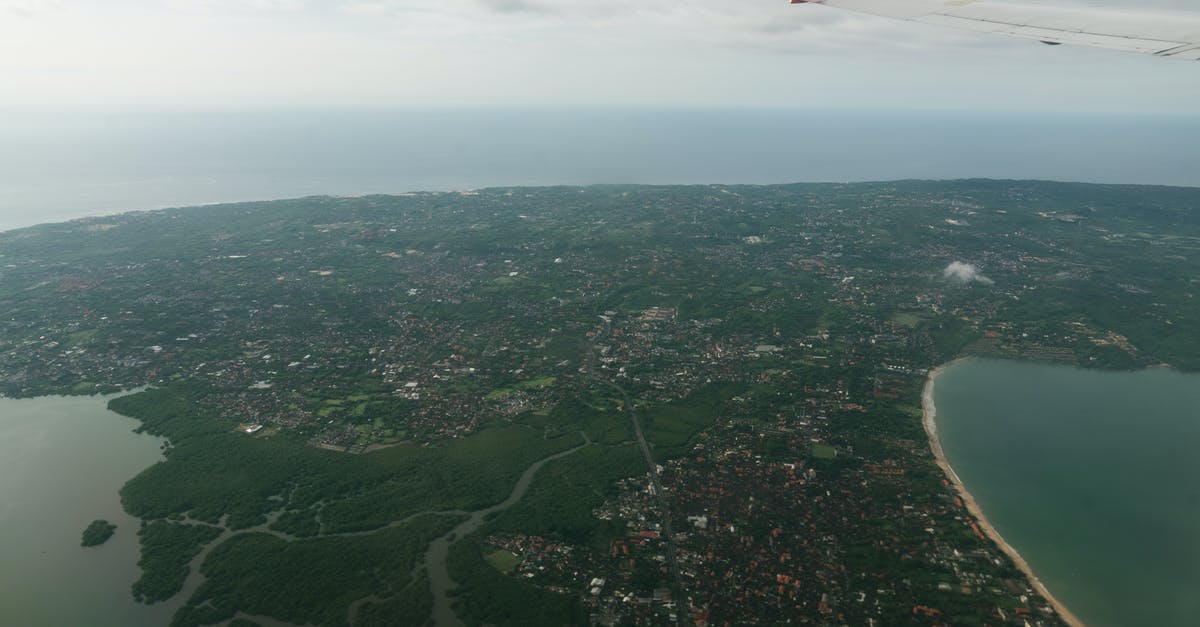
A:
[790,0,1200,60]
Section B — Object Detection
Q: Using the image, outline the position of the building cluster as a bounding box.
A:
[2,183,1184,625]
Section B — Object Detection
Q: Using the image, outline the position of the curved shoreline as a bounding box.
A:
[922,359,1086,627]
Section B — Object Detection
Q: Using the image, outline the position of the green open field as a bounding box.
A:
[889,313,924,328]
[486,376,558,399]
[484,549,522,573]
[810,444,838,460]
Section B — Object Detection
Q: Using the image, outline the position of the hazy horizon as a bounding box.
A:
[5,2,1196,232]
[2,107,1197,233]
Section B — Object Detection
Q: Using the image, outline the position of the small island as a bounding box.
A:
[80,520,117,547]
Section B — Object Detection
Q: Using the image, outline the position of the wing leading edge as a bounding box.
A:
[790,0,1200,60]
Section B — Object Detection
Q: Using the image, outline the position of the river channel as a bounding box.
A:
[0,391,598,627]
[422,434,591,626]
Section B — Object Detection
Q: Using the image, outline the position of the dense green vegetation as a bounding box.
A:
[640,383,749,458]
[106,383,589,624]
[80,519,116,547]
[317,427,583,534]
[172,514,460,627]
[132,521,222,604]
[268,509,321,538]
[521,395,631,445]
[113,385,581,534]
[447,534,586,627]
[356,569,435,627]
[488,444,643,547]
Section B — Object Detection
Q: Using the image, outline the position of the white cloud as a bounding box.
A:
[164,0,306,11]
[2,0,63,18]
[944,261,994,285]
[0,1,1196,111]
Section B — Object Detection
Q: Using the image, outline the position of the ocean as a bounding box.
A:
[2,108,1198,232]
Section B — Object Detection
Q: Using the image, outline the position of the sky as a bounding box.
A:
[1,0,1198,114]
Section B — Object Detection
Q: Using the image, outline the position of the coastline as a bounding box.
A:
[922,359,1086,627]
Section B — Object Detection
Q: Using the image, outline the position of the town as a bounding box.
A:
[1,181,1196,626]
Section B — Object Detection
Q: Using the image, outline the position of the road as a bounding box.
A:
[588,319,689,623]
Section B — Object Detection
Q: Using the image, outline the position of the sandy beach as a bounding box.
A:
[922,359,1086,627]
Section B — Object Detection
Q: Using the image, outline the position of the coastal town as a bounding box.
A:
[1,181,1196,626]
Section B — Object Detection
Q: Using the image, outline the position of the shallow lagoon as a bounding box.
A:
[933,359,1200,627]
[0,394,172,627]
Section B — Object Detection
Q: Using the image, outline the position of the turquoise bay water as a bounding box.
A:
[933,359,1200,627]
[0,394,171,627]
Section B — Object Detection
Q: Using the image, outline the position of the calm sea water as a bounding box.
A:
[0,394,171,627]
[933,359,1200,627]
[1,109,1198,232]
